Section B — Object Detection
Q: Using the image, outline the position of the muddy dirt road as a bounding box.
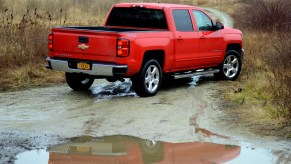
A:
[1,77,231,142]
[202,7,234,28]
[1,78,207,141]
[1,77,290,163]
[1,8,290,164]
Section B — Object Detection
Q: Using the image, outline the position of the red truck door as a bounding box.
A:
[192,10,223,66]
[171,9,200,70]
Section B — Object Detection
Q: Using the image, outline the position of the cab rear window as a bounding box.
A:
[106,7,168,29]
[172,10,193,31]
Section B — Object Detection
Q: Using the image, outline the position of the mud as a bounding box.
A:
[0,77,290,163]
[0,131,62,163]
[0,77,223,141]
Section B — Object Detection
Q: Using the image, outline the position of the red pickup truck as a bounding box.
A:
[46,3,243,97]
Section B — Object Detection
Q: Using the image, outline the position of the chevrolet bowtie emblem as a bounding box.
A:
[78,44,89,50]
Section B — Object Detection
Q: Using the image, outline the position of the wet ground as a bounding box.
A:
[0,77,290,164]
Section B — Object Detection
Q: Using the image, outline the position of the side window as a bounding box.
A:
[172,10,193,31]
[193,10,213,31]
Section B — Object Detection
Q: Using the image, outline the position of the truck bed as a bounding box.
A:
[50,26,169,63]
[57,26,167,32]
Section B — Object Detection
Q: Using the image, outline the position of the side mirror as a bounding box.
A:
[215,22,224,30]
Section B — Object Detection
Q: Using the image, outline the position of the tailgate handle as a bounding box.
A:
[78,36,89,43]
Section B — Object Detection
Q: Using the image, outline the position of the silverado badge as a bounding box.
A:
[78,44,89,50]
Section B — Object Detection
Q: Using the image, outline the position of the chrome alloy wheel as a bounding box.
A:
[80,78,91,84]
[144,65,160,93]
[223,55,239,78]
[145,140,158,149]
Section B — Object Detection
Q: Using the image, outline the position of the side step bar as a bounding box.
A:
[172,69,220,79]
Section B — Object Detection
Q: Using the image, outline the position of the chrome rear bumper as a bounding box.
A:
[46,57,127,77]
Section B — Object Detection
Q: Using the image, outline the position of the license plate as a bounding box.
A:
[77,62,91,70]
[76,146,91,152]
[68,146,91,154]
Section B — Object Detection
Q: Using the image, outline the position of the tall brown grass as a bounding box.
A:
[265,32,291,119]
[237,0,291,31]
[0,0,132,90]
[232,0,291,120]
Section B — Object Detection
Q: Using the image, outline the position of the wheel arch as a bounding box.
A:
[226,43,242,55]
[142,50,165,70]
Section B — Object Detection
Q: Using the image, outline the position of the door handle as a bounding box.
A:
[177,36,183,40]
[200,35,206,40]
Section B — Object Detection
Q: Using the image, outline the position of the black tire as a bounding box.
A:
[215,50,242,80]
[131,59,162,97]
[65,73,94,91]
[106,77,118,83]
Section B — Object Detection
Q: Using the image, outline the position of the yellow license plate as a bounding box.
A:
[76,146,91,152]
[77,62,91,70]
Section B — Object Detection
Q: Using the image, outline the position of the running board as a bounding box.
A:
[172,69,220,79]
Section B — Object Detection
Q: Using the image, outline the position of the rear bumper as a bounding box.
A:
[46,57,127,77]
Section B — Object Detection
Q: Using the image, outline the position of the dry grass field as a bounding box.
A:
[229,0,291,123]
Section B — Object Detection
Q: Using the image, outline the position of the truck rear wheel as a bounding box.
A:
[65,73,94,91]
[132,59,162,97]
[215,50,242,80]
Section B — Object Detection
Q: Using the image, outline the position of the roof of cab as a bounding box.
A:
[114,3,201,10]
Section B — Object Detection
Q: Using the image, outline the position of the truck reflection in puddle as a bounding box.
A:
[48,135,240,164]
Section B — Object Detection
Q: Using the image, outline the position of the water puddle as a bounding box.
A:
[188,76,200,87]
[89,76,201,101]
[14,135,290,164]
[14,150,48,164]
[91,79,137,101]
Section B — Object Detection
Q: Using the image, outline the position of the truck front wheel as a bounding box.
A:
[65,73,94,91]
[132,59,162,97]
[215,50,242,80]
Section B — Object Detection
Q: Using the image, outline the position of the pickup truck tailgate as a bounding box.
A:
[52,28,118,62]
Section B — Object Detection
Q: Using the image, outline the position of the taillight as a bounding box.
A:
[117,39,130,57]
[48,33,53,51]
